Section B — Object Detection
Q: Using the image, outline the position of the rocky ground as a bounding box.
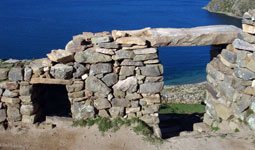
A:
[0,122,254,150]
[161,82,206,104]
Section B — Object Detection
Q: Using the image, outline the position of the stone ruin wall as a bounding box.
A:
[204,10,255,131]
[0,29,164,132]
[0,18,244,134]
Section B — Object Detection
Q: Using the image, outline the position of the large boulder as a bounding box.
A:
[47,49,74,63]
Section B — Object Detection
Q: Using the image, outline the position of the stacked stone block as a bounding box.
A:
[0,30,163,132]
[204,10,255,131]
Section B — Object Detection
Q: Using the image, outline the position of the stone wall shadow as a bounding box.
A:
[159,113,204,139]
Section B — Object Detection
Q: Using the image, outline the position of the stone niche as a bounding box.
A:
[0,30,163,134]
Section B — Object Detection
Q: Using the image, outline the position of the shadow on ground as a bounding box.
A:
[159,113,204,139]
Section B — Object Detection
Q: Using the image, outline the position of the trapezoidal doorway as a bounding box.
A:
[32,84,71,122]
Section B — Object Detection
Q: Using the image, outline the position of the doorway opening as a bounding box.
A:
[32,84,71,122]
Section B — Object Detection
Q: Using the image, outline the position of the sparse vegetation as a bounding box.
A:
[159,103,205,114]
[211,125,220,131]
[72,116,163,144]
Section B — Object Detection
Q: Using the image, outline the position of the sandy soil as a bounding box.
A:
[0,123,255,150]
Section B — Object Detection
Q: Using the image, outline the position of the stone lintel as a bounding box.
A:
[30,78,72,85]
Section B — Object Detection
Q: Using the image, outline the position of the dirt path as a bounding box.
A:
[0,124,255,150]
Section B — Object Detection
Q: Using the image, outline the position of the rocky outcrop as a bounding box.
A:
[204,0,255,18]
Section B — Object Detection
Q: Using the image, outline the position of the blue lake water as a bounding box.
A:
[0,0,241,85]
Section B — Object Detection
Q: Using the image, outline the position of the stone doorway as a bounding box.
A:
[32,84,71,122]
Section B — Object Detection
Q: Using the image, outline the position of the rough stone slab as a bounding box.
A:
[3,90,18,98]
[85,76,111,95]
[74,48,112,63]
[142,105,159,114]
[66,81,84,93]
[221,49,237,64]
[116,37,146,45]
[20,104,38,115]
[143,25,241,47]
[125,93,142,101]
[0,68,9,80]
[95,47,114,55]
[98,110,110,117]
[215,103,233,120]
[90,63,112,75]
[119,66,135,77]
[234,68,255,80]
[47,49,74,63]
[133,48,157,54]
[91,36,112,44]
[122,45,147,50]
[30,78,72,85]
[71,102,95,120]
[140,94,161,104]
[114,50,135,60]
[65,40,85,53]
[144,59,159,64]
[126,107,140,113]
[242,24,255,34]
[0,109,6,122]
[133,54,158,61]
[140,82,164,94]
[94,98,111,110]
[0,82,18,90]
[112,27,151,39]
[113,76,137,92]
[22,115,37,124]
[193,123,211,133]
[1,97,20,104]
[50,64,73,79]
[102,73,118,87]
[139,115,159,125]
[98,42,120,49]
[109,107,124,117]
[120,59,143,66]
[111,98,130,107]
[233,39,255,51]
[6,104,21,122]
[141,65,161,77]
[29,58,45,75]
[8,67,23,82]
[24,67,32,81]
[73,62,87,79]
[19,96,32,104]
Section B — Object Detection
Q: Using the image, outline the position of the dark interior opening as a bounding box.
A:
[159,113,203,139]
[32,84,71,122]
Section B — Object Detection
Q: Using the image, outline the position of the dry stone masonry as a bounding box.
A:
[0,22,242,135]
[204,10,255,131]
[0,30,165,134]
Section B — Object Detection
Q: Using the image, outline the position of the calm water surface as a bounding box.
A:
[0,0,241,85]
